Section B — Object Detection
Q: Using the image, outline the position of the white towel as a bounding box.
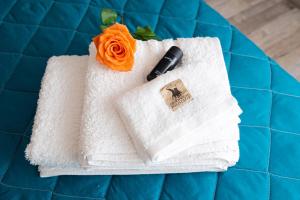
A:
[25,54,238,177]
[25,38,240,177]
[115,60,242,162]
[25,56,87,168]
[80,38,240,166]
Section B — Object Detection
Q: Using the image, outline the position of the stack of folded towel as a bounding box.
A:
[25,38,242,177]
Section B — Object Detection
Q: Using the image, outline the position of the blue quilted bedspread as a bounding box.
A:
[1,0,300,199]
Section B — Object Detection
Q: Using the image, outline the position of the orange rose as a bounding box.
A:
[93,23,136,71]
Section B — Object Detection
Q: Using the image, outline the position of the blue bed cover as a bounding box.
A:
[0,0,300,199]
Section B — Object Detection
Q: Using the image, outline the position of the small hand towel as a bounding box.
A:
[115,62,242,162]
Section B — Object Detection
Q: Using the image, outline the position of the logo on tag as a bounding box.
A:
[160,79,193,111]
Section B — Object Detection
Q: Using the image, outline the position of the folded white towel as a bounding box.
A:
[25,53,239,177]
[25,55,87,168]
[80,38,240,166]
[115,61,242,162]
[25,38,240,177]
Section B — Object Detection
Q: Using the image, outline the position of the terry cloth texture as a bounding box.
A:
[25,56,88,169]
[25,54,238,177]
[80,38,241,168]
[25,38,240,177]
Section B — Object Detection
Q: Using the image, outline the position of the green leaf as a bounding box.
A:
[133,26,159,41]
[100,25,108,31]
[101,8,117,25]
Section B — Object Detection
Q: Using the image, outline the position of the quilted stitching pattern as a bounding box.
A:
[0,0,300,199]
